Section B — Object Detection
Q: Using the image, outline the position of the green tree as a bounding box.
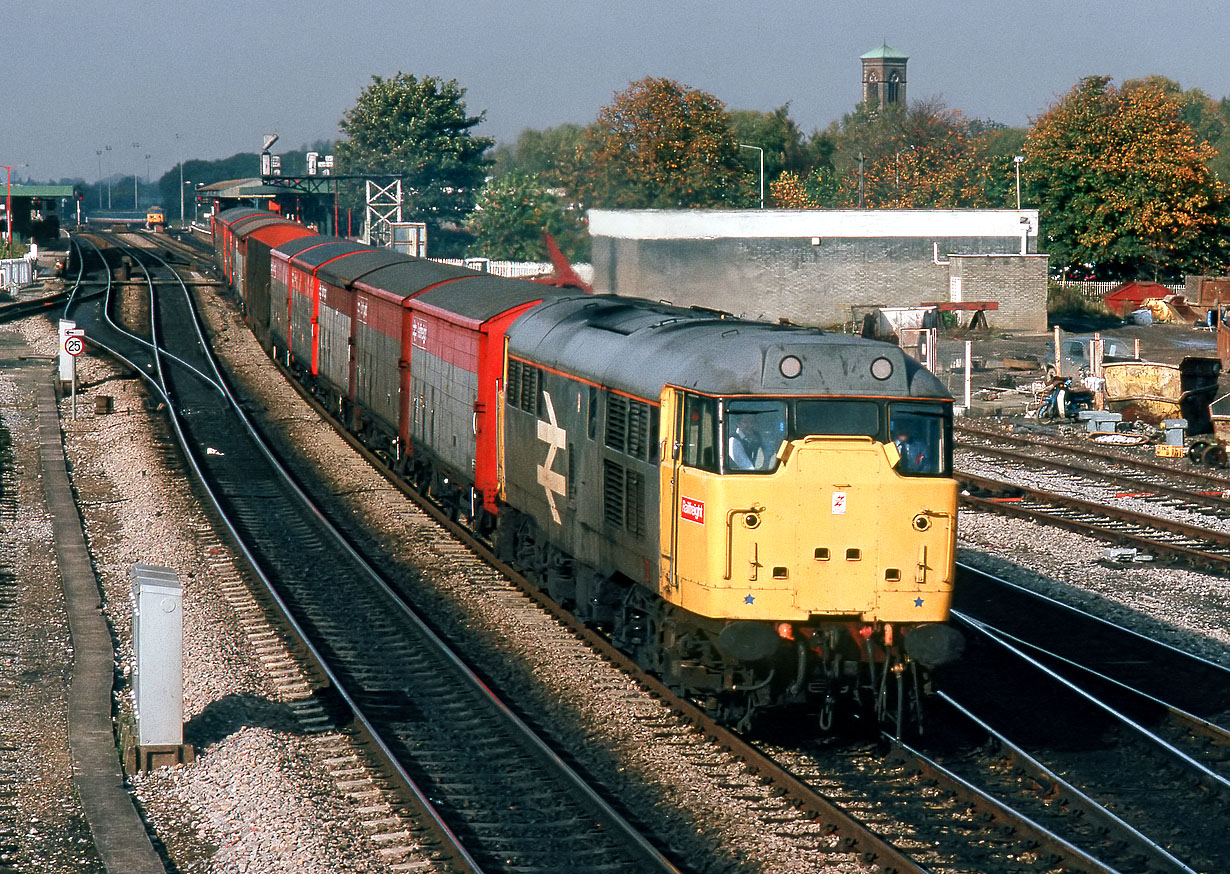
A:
[575,77,746,208]
[335,73,493,250]
[490,124,587,190]
[466,173,588,261]
[1025,75,1229,279]
[729,105,810,205]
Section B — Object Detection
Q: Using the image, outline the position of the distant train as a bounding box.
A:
[212,207,963,732]
[146,206,166,231]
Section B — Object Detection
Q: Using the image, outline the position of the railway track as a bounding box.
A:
[958,420,1230,515]
[954,421,1230,572]
[744,561,1229,874]
[0,418,22,873]
[940,564,1230,873]
[59,232,1226,872]
[205,247,1225,872]
[67,232,681,874]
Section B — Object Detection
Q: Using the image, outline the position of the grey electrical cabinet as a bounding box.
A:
[130,564,183,747]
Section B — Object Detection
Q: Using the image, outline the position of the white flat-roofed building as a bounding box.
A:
[587,209,1049,332]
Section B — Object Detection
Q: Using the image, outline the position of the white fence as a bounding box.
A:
[0,257,33,288]
[1056,280,1184,300]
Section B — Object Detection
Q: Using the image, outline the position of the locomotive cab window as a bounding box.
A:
[680,394,718,472]
[724,400,787,473]
[888,404,950,476]
[794,399,880,438]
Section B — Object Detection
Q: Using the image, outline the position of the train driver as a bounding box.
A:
[728,412,779,472]
[890,417,934,474]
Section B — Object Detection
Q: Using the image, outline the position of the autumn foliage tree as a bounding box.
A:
[1025,76,1229,279]
[575,77,747,208]
[776,99,1024,210]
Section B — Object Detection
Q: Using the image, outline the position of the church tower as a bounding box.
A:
[860,44,908,111]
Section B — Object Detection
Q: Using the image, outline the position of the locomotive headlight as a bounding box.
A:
[870,357,894,380]
[779,355,802,378]
[744,512,761,529]
[912,514,932,531]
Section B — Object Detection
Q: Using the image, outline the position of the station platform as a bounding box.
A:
[34,373,165,873]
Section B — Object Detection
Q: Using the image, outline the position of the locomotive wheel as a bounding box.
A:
[1202,443,1228,468]
[1188,440,1210,463]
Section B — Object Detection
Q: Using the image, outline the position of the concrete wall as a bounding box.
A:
[589,209,1048,332]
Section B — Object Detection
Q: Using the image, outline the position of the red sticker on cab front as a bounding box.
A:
[680,496,705,524]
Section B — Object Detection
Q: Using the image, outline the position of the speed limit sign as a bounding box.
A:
[64,334,85,357]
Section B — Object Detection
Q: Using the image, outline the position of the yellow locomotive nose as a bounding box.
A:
[663,434,956,627]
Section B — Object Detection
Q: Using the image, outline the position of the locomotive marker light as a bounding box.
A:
[536,391,567,523]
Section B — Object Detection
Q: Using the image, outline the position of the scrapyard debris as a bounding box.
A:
[1102,547,1154,563]
[1090,432,1148,446]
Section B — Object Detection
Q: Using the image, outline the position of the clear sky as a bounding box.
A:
[8,1,1229,184]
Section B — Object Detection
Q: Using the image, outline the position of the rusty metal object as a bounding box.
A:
[1101,356,1219,431]
[1101,360,1183,423]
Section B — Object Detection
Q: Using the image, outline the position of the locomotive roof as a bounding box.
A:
[507,295,950,403]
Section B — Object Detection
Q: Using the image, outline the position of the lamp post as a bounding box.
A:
[105,145,112,209]
[131,142,141,211]
[177,133,185,226]
[738,144,764,209]
[193,183,203,223]
[2,163,27,258]
[96,150,103,209]
[1013,155,1025,210]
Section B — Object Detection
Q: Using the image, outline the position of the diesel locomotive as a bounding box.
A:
[212,207,963,732]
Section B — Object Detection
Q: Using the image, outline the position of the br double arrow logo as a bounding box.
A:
[536,391,567,524]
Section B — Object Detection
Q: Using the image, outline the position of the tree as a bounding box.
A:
[335,73,493,249]
[490,124,587,190]
[466,173,588,261]
[1025,76,1229,279]
[575,77,746,209]
[729,105,810,205]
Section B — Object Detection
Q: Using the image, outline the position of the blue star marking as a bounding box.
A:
[744,594,755,605]
[914,597,925,607]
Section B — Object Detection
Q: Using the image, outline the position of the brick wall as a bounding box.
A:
[594,235,1047,331]
[947,254,1049,332]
